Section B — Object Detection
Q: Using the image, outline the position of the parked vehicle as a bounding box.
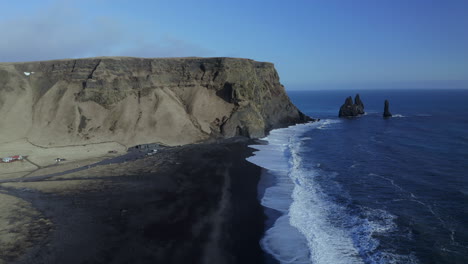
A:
[1,155,25,163]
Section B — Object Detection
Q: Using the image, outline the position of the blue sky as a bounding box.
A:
[0,0,467,89]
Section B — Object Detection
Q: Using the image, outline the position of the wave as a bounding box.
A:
[317,119,341,129]
[248,122,320,263]
[394,114,432,118]
[363,111,379,115]
[370,173,454,236]
[247,120,418,264]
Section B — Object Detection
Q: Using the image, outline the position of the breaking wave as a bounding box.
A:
[247,120,417,264]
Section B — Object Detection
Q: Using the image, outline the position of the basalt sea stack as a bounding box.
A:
[339,94,365,117]
[0,57,311,147]
[383,99,392,118]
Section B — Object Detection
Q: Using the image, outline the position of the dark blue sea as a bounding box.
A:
[247,89,468,264]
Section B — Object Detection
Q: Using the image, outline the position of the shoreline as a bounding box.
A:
[0,137,270,264]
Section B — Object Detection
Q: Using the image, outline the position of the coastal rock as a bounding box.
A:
[338,94,365,117]
[0,57,311,147]
[355,94,364,109]
[383,99,392,118]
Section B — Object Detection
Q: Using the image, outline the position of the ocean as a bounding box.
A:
[247,89,468,264]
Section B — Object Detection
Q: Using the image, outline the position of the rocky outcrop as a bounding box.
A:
[383,100,392,118]
[355,94,364,110]
[338,94,365,117]
[0,57,311,147]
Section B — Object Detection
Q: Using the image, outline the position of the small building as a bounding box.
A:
[1,155,24,163]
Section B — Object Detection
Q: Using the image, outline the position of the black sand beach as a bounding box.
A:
[1,137,270,264]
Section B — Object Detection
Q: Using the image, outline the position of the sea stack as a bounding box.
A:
[339,94,365,117]
[355,94,364,109]
[383,100,392,118]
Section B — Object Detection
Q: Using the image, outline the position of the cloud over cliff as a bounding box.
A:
[0,2,211,62]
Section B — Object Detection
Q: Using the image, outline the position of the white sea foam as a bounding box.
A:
[288,138,364,264]
[248,120,364,263]
[317,119,341,129]
[247,120,417,264]
[392,114,406,118]
[261,215,310,263]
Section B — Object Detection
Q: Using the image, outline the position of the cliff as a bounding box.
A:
[0,57,310,147]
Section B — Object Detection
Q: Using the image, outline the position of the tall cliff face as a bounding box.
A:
[0,57,310,147]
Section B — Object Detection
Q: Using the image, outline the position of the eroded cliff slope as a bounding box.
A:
[0,57,310,147]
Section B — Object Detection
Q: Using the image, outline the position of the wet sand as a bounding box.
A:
[0,137,268,264]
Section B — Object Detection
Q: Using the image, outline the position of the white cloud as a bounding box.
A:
[0,3,211,62]
[119,34,212,58]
